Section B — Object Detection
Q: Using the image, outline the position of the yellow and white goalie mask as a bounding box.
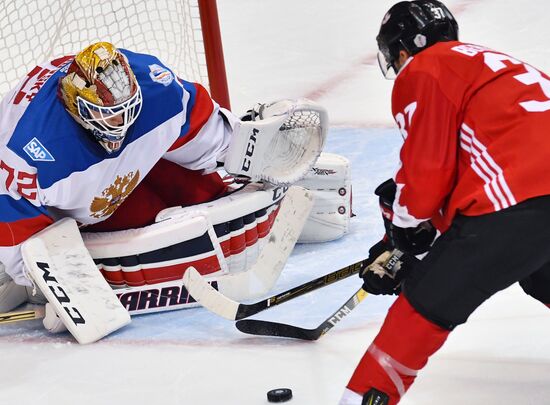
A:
[59,42,142,153]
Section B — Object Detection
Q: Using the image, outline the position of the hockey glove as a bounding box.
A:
[359,239,418,295]
[375,178,436,256]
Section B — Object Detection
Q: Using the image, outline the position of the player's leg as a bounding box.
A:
[85,160,226,233]
[146,158,228,207]
[519,261,550,308]
[84,173,168,232]
[342,195,550,405]
[0,265,27,312]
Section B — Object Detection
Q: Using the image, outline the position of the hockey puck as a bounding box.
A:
[267,388,293,402]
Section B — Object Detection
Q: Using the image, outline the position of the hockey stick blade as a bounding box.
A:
[183,186,314,318]
[0,307,45,325]
[236,288,368,340]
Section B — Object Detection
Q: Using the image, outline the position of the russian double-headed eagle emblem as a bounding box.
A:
[90,170,140,218]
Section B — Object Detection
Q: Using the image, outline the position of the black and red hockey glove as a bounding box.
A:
[359,239,418,295]
[374,178,436,256]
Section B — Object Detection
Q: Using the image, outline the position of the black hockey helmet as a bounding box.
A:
[376,0,459,78]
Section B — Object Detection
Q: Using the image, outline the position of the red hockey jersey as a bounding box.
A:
[391,41,550,231]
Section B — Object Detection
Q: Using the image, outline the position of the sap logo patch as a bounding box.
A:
[23,137,55,162]
[148,64,173,86]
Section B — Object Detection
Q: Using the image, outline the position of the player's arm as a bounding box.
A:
[164,79,328,186]
[163,81,236,174]
[0,197,53,286]
[391,69,461,232]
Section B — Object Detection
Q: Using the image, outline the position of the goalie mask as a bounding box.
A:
[59,42,142,153]
[377,0,459,79]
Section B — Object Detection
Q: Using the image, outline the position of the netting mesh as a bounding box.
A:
[0,0,209,98]
[263,110,324,184]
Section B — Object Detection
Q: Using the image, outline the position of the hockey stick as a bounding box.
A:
[0,307,45,325]
[183,186,314,310]
[183,258,367,320]
[234,248,406,340]
[235,287,368,340]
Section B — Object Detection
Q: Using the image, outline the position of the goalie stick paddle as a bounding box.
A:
[183,186,314,317]
[0,307,45,325]
[235,288,368,340]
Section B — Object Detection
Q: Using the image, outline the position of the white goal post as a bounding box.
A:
[0,0,230,108]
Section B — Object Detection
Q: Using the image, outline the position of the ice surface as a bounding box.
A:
[2,1,550,404]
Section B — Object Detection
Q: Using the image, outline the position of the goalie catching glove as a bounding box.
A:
[359,239,418,295]
[223,99,328,186]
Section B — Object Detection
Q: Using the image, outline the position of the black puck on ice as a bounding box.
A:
[267,388,293,402]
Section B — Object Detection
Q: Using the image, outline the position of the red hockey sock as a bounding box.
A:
[347,295,450,404]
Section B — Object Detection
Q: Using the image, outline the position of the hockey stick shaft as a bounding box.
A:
[235,259,366,319]
[0,307,45,325]
[235,287,368,340]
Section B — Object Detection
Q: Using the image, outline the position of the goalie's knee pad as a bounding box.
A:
[295,152,352,243]
[0,262,48,312]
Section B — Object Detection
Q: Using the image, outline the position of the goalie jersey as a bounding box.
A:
[0,50,235,286]
[391,41,550,231]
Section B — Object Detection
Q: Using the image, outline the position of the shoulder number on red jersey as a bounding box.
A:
[452,44,550,112]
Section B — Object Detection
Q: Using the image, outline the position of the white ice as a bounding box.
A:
[2,1,550,404]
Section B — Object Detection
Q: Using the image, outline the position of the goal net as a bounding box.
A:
[0,0,229,106]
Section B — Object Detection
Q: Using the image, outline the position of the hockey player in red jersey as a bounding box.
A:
[340,1,550,404]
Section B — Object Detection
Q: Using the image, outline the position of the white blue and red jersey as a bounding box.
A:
[0,50,235,286]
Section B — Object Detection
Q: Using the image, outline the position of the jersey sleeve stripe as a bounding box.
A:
[169,82,215,152]
[0,195,53,245]
[0,214,53,246]
[0,195,49,222]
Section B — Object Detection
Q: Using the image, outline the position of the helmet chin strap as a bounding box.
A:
[90,128,125,153]
[97,138,124,153]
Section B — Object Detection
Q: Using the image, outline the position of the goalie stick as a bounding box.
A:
[235,249,405,340]
[183,186,314,308]
[183,258,367,320]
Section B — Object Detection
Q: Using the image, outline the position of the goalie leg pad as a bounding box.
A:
[295,152,352,243]
[21,218,130,344]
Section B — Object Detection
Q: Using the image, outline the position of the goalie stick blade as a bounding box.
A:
[183,186,314,316]
[235,288,368,341]
[183,267,239,320]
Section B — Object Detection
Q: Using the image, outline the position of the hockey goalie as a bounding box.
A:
[0,42,351,343]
